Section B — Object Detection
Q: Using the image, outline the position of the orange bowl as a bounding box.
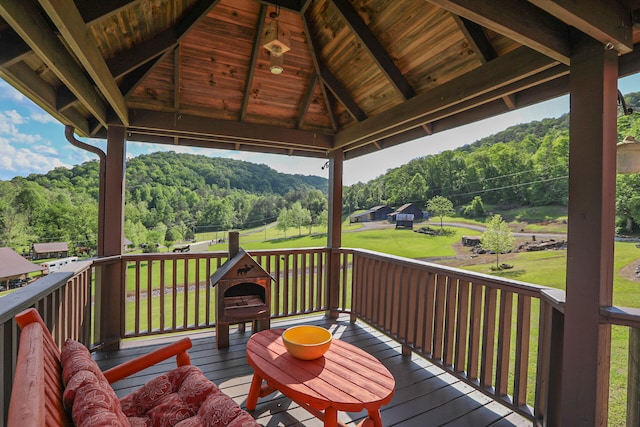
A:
[282,325,332,360]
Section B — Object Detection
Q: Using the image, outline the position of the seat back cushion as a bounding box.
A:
[120,365,259,427]
[61,339,131,427]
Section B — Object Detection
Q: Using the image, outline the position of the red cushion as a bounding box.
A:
[120,365,259,427]
[61,339,131,426]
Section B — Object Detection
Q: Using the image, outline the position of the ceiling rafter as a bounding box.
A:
[240,4,268,122]
[529,0,632,54]
[428,0,571,64]
[38,0,129,126]
[0,63,90,135]
[330,0,416,100]
[0,0,108,126]
[297,73,318,129]
[107,0,220,80]
[302,9,365,122]
[454,16,515,111]
[335,46,559,149]
[75,0,141,25]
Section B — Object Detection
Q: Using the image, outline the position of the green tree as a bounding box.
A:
[276,207,290,237]
[481,214,515,270]
[287,202,312,236]
[426,195,455,229]
[407,173,428,205]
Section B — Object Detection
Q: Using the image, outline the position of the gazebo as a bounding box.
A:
[1,1,639,425]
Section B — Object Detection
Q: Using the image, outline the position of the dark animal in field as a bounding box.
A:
[237,264,254,275]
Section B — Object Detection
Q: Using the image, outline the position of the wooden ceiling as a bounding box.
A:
[1,0,640,160]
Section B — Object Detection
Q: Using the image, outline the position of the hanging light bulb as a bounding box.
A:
[269,45,284,74]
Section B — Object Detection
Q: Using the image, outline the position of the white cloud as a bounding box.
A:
[30,111,58,124]
[0,138,69,179]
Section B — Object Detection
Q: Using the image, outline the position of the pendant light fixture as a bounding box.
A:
[262,4,290,75]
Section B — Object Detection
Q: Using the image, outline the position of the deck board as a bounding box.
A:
[94,315,534,426]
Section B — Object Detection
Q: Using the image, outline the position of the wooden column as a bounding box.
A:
[560,34,617,426]
[96,124,126,351]
[327,149,343,318]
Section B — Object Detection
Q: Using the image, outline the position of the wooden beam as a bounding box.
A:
[173,46,181,111]
[0,27,31,67]
[335,46,558,148]
[0,0,108,125]
[0,62,90,135]
[453,16,515,111]
[297,73,317,129]
[427,0,571,64]
[302,11,362,123]
[38,0,129,125]
[128,109,334,150]
[241,5,268,122]
[530,0,632,54]
[330,0,416,99]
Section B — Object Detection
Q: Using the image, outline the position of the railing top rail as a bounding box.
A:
[111,247,331,263]
[347,247,558,297]
[0,270,75,324]
[601,305,640,328]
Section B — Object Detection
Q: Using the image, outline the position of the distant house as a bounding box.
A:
[388,203,424,222]
[31,242,69,260]
[349,205,393,223]
[0,247,44,290]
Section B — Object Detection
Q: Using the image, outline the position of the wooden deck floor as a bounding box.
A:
[94,315,534,427]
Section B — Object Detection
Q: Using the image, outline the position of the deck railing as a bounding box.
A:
[0,262,93,426]
[99,248,350,338]
[347,248,564,423]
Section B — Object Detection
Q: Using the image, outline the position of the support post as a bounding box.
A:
[560,34,617,425]
[96,124,126,351]
[327,149,343,319]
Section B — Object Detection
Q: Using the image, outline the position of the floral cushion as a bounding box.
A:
[61,339,131,426]
[60,339,259,427]
[120,365,259,427]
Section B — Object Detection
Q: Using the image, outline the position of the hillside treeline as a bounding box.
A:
[0,152,328,251]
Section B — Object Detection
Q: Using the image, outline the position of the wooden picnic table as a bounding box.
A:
[246,328,395,427]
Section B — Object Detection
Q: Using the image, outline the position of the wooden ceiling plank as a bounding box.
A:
[174,46,181,111]
[0,0,108,125]
[1,62,90,135]
[120,58,160,97]
[529,0,632,54]
[38,0,129,125]
[75,0,142,25]
[335,46,558,148]
[240,5,268,122]
[0,27,31,67]
[128,109,334,149]
[330,0,416,99]
[428,0,571,64]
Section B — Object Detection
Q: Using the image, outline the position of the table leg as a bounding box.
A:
[323,406,338,427]
[246,373,263,410]
[355,409,383,427]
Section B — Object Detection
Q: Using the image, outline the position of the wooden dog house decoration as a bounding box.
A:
[210,232,274,348]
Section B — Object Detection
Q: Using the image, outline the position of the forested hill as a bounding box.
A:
[1,152,328,251]
[344,91,640,216]
[24,151,327,196]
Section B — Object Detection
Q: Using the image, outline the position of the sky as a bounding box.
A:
[2,74,640,186]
